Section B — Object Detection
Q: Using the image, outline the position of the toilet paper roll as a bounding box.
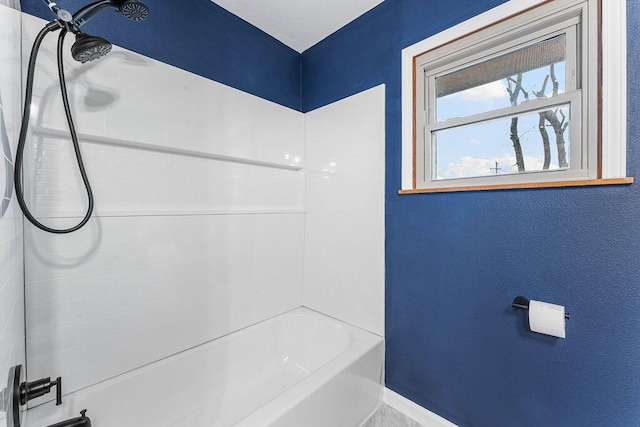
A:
[528,300,566,338]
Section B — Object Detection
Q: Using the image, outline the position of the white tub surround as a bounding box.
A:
[26,308,384,427]
[0,0,19,9]
[19,8,386,424]
[303,85,386,336]
[20,13,305,219]
[25,214,305,399]
[0,4,25,426]
[21,11,306,403]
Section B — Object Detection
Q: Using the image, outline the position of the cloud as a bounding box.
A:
[452,80,509,102]
[439,154,559,179]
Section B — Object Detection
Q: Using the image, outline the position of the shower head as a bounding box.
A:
[71,33,112,63]
[119,1,149,21]
[72,0,149,27]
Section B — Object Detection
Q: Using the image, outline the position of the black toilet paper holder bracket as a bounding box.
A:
[512,296,570,320]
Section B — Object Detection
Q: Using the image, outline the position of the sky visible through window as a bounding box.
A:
[434,63,569,180]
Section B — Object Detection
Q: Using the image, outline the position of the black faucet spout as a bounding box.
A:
[46,409,92,427]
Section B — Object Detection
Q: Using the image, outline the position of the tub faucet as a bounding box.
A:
[46,410,92,427]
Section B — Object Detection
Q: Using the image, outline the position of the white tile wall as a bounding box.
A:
[21,13,305,172]
[25,214,305,399]
[20,12,306,217]
[28,137,304,217]
[21,13,307,400]
[0,0,18,9]
[303,85,385,336]
[0,4,25,425]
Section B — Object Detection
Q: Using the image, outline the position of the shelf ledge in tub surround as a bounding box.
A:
[31,209,306,218]
[32,126,304,171]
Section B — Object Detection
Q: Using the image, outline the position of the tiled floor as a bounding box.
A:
[363,403,424,427]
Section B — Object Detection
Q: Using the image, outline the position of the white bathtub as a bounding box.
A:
[25,307,384,427]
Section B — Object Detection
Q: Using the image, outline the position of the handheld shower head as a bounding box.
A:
[119,1,149,21]
[16,1,150,233]
[71,33,112,63]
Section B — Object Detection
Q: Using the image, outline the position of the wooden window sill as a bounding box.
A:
[399,177,634,194]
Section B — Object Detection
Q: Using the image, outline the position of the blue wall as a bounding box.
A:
[21,0,301,110]
[303,1,640,426]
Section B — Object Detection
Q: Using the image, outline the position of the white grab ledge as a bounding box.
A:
[32,126,304,171]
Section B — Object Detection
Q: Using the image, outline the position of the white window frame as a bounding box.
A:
[400,0,627,191]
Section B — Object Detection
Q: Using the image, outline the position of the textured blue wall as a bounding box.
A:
[303,1,640,426]
[21,0,301,110]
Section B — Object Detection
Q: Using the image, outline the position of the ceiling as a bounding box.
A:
[212,0,384,53]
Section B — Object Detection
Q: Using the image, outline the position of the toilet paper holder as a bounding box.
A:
[512,296,570,320]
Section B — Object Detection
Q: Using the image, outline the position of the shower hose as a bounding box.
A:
[14,21,94,234]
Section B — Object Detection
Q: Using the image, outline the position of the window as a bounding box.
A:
[401,0,631,192]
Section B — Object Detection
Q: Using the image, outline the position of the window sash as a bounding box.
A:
[427,91,579,132]
[425,25,578,126]
[415,14,587,189]
[416,92,589,188]
[420,92,584,187]
[435,34,567,99]
[417,15,580,75]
